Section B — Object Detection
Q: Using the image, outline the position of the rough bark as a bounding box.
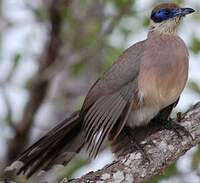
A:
[64,101,200,183]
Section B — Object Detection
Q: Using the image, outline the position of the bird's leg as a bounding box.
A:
[124,127,150,161]
[158,118,193,140]
[176,112,182,122]
[140,139,156,147]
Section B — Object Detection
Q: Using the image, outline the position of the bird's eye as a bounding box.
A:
[151,8,174,23]
[164,10,170,16]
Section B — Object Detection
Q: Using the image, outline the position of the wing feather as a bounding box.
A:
[86,96,125,153]
[84,94,120,139]
[83,83,136,157]
[89,99,126,157]
[80,41,145,158]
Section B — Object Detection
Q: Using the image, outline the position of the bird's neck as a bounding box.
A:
[148,19,180,35]
[146,29,181,47]
[147,29,176,39]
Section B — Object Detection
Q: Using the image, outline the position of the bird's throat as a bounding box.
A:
[149,17,182,35]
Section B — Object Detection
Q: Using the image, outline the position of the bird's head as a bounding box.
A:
[150,3,195,34]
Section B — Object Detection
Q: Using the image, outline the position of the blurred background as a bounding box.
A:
[0,0,200,182]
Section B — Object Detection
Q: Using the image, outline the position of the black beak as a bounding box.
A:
[180,8,195,15]
[174,8,195,16]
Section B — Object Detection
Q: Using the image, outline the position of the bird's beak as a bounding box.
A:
[174,8,195,17]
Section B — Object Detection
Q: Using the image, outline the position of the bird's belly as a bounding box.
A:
[127,74,185,128]
[126,104,160,128]
[126,72,184,128]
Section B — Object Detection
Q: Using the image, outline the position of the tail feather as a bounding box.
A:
[7,110,84,178]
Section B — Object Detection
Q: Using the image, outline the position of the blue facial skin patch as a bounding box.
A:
[154,9,176,21]
[151,8,181,22]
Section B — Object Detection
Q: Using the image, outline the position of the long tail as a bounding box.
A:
[6,110,84,178]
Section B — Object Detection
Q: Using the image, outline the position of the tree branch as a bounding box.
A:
[3,0,67,177]
[64,101,200,183]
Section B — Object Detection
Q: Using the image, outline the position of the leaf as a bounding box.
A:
[103,44,124,71]
[189,81,200,95]
[148,162,178,183]
[7,53,21,81]
[70,62,86,76]
[143,17,150,27]
[189,35,200,54]
[114,0,133,9]
[173,0,184,4]
[58,158,89,180]
[192,145,200,169]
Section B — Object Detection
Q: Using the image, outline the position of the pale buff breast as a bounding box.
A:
[127,32,189,128]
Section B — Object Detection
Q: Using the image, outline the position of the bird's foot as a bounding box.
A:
[159,119,193,140]
[124,128,150,162]
[131,139,152,163]
[176,112,182,122]
[140,139,156,148]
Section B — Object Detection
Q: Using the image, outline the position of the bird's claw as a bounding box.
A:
[160,119,193,140]
[130,140,150,163]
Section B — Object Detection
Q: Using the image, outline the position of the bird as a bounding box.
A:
[6,3,195,178]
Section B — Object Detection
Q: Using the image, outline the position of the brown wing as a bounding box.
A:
[81,40,146,157]
[84,83,136,157]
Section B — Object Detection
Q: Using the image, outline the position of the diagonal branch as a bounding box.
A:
[64,101,200,183]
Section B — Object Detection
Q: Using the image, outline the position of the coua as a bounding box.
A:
[6,3,195,178]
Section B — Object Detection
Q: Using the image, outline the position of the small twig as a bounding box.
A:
[0,86,16,131]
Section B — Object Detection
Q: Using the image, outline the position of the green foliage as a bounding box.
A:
[7,53,21,81]
[148,162,178,183]
[189,81,200,95]
[70,62,86,76]
[80,0,91,7]
[106,0,134,9]
[104,0,135,16]
[172,0,184,5]
[32,8,48,23]
[193,13,200,21]
[143,17,150,27]
[120,26,133,38]
[103,45,124,71]
[189,35,200,54]
[63,7,103,51]
[16,175,33,183]
[86,22,101,48]
[192,145,200,169]
[58,158,89,180]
